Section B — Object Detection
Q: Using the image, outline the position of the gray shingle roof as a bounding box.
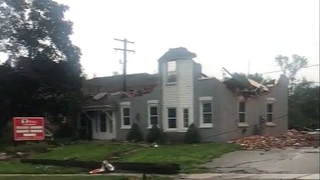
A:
[83,73,158,95]
[158,47,197,61]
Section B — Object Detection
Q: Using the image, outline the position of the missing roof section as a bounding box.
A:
[222,68,276,98]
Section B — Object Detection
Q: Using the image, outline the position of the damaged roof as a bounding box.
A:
[223,73,273,98]
[83,73,158,95]
[82,73,159,108]
[159,47,197,61]
[83,92,119,109]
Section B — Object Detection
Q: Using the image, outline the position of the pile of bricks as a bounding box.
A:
[230,129,319,150]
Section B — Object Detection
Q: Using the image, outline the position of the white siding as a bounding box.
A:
[162,59,194,131]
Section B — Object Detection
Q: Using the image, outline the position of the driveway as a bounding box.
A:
[202,147,319,174]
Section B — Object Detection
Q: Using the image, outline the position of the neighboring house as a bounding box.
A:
[78,47,289,142]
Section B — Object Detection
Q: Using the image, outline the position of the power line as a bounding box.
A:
[260,64,319,75]
[198,114,288,142]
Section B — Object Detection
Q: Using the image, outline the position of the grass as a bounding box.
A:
[1,142,56,154]
[1,176,173,180]
[0,176,173,180]
[0,161,85,174]
[32,141,139,161]
[0,141,240,174]
[0,177,126,180]
[118,143,240,172]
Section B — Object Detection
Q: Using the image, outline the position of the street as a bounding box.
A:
[182,147,319,180]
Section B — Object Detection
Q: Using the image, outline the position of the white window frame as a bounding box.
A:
[238,101,246,123]
[120,102,131,129]
[148,100,159,128]
[199,97,213,128]
[167,107,177,130]
[166,61,177,84]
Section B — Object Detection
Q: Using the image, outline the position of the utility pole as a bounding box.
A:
[114,38,135,92]
[247,60,250,75]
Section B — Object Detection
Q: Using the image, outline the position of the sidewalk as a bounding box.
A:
[183,173,320,180]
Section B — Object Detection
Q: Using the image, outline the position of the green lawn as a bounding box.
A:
[32,141,139,161]
[0,141,239,174]
[118,143,240,171]
[0,161,85,174]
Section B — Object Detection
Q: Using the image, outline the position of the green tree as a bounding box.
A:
[274,55,318,130]
[0,0,82,132]
[275,54,308,84]
[289,79,319,130]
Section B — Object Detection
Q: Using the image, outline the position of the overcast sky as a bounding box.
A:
[9,0,320,81]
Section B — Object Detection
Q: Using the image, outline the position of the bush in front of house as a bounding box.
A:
[184,123,200,143]
[146,125,166,143]
[126,123,143,142]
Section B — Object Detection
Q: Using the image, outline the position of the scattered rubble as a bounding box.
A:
[0,152,9,161]
[230,130,319,150]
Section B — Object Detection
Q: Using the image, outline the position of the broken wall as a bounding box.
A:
[194,75,289,142]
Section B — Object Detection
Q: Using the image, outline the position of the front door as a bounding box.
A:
[93,111,116,140]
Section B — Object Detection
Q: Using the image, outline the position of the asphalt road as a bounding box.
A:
[179,147,319,180]
[203,147,319,174]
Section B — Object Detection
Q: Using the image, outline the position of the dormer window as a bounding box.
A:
[167,61,177,84]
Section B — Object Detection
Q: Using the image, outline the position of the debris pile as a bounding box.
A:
[222,70,274,99]
[230,130,319,150]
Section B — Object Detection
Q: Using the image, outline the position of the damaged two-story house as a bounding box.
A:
[78,47,289,142]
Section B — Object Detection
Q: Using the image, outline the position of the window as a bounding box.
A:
[183,108,189,128]
[202,102,212,124]
[267,103,273,122]
[167,108,177,129]
[99,113,107,132]
[121,103,131,129]
[199,97,213,127]
[238,101,246,123]
[122,107,130,126]
[167,61,177,83]
[149,105,158,127]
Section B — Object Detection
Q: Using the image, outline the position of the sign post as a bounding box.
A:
[13,117,45,141]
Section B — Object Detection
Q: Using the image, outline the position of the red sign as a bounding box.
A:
[13,117,45,141]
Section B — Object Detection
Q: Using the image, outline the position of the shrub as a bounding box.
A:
[184,123,200,144]
[126,123,143,142]
[146,125,165,143]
